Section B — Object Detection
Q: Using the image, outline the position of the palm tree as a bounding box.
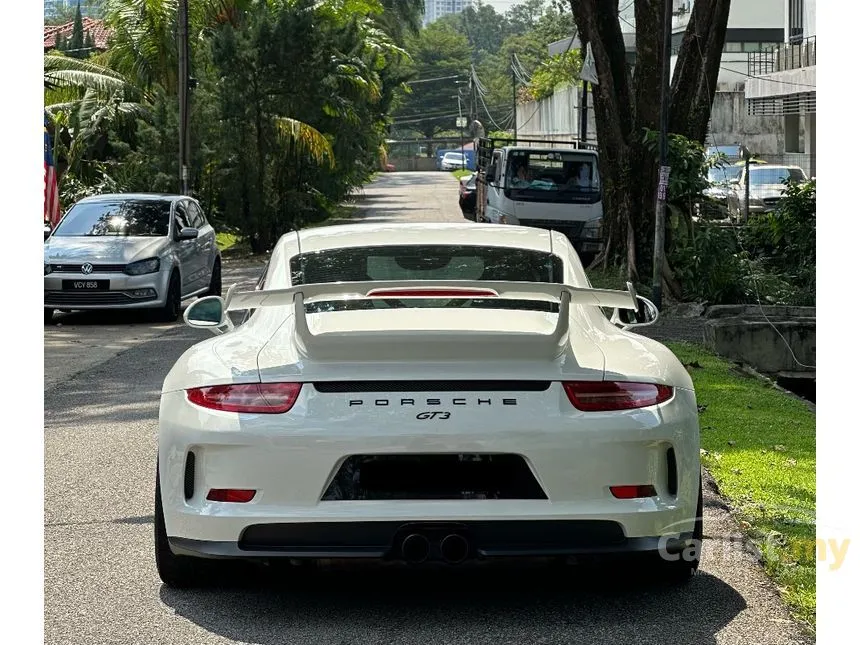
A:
[45,53,148,189]
[103,0,253,93]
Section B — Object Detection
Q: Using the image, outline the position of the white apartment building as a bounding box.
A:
[423,0,474,27]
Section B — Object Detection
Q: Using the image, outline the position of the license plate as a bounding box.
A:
[62,280,109,291]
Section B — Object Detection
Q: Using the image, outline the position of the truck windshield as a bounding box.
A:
[505,150,600,203]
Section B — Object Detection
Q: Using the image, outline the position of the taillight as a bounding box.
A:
[563,381,673,411]
[187,383,302,414]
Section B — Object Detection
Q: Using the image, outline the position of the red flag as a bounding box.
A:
[44,117,61,227]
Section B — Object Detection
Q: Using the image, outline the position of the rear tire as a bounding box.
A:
[44,308,55,325]
[646,476,704,584]
[154,464,213,589]
[157,272,181,322]
[206,259,222,297]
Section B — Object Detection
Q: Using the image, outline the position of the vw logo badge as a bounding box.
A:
[81,263,94,275]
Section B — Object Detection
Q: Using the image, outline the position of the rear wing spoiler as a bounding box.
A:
[223,280,638,312]
[213,280,639,360]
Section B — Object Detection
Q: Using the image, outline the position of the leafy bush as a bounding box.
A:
[524,49,581,101]
[669,222,747,304]
[741,179,815,305]
[640,129,815,306]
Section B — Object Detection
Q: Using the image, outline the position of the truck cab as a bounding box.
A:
[475,138,604,265]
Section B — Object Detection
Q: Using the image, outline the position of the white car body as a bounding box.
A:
[156,223,701,587]
[441,152,467,171]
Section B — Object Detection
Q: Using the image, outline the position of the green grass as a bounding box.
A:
[451,169,472,179]
[666,341,816,630]
[216,232,241,252]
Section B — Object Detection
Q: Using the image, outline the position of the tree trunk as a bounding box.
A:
[568,0,730,292]
[669,0,731,142]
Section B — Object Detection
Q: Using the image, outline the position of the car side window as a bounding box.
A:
[187,201,206,229]
[174,203,190,236]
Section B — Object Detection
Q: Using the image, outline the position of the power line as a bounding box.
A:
[404,74,463,84]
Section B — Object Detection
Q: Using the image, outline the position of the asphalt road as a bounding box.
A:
[44,172,812,645]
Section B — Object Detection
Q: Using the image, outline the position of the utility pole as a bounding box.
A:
[458,95,465,168]
[177,0,190,195]
[742,145,751,224]
[651,0,673,311]
[511,55,518,139]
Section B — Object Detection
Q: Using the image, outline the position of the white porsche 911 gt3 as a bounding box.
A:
[155,222,702,588]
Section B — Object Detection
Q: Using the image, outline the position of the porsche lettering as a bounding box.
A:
[347,398,518,407]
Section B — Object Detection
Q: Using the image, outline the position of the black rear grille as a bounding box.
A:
[51,263,126,273]
[238,520,625,555]
[184,452,196,500]
[313,381,551,393]
[666,447,678,496]
[44,291,155,306]
[322,454,548,501]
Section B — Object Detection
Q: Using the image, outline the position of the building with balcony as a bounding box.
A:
[534,1,788,147]
[423,0,473,27]
[547,1,785,84]
[744,0,816,175]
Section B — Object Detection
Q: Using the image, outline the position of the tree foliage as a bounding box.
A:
[48,0,417,252]
[393,0,575,138]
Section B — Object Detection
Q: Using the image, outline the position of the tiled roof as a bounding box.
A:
[44,17,111,51]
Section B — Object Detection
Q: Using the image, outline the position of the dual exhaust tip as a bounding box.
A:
[401,532,470,565]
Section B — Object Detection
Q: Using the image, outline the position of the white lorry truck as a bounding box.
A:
[475,137,604,265]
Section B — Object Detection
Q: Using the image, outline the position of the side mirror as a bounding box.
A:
[44,225,52,241]
[486,163,497,185]
[610,295,659,330]
[184,295,234,335]
[178,227,199,241]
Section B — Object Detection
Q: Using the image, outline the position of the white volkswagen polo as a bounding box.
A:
[155,222,702,588]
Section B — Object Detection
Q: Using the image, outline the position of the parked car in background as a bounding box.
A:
[44,193,221,324]
[696,159,767,220]
[726,164,809,220]
[441,152,468,171]
[458,173,477,219]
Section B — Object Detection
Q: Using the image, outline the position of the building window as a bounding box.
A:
[788,0,804,43]
[742,42,761,52]
[725,42,743,52]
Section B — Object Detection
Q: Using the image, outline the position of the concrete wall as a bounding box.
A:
[703,305,816,375]
[516,83,786,161]
[707,85,785,155]
[386,156,439,171]
[515,83,598,142]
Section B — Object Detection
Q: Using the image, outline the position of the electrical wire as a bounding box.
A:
[404,74,463,84]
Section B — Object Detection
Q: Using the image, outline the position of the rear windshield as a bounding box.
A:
[53,200,171,237]
[290,245,564,312]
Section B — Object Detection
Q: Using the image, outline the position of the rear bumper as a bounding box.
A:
[159,385,701,553]
[169,520,694,560]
